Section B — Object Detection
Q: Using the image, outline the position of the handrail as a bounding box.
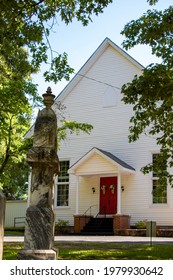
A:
[14,216,25,228]
[95,206,106,218]
[94,206,106,229]
[81,205,97,232]
[80,206,107,233]
[82,205,97,216]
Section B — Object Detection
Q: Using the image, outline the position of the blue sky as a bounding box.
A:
[32,0,172,98]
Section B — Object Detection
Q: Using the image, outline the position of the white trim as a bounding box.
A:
[54,38,143,105]
[59,157,71,162]
[54,206,71,210]
[75,175,79,215]
[117,173,121,214]
[68,148,135,175]
[25,38,144,139]
[151,153,168,205]
[55,159,70,208]
[71,171,118,176]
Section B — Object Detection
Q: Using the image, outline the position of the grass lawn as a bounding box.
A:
[4,227,24,236]
[3,242,173,260]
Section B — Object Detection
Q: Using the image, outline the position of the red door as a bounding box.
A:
[100,177,117,214]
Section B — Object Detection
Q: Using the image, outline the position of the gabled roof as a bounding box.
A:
[97,148,135,171]
[54,37,144,106]
[26,38,143,139]
[68,147,135,175]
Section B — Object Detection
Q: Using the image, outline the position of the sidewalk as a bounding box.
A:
[4,235,173,244]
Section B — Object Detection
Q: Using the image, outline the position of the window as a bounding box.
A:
[152,154,167,204]
[103,87,117,107]
[56,161,69,207]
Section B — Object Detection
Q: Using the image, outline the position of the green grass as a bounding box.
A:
[3,242,173,260]
[4,227,24,236]
[3,243,23,260]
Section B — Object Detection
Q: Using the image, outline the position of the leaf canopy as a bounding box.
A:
[1,0,109,198]
[121,4,173,182]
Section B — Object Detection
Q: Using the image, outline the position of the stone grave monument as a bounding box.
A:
[18,87,60,260]
[0,190,6,260]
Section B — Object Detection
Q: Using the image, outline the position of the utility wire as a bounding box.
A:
[74,72,121,90]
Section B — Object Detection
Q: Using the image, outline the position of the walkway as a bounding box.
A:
[4,235,173,244]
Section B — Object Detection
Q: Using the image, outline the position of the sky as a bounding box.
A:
[32,0,172,98]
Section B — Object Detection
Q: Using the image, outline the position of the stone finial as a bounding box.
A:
[42,87,55,109]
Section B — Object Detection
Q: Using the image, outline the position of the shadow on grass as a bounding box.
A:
[3,242,173,260]
[57,243,173,260]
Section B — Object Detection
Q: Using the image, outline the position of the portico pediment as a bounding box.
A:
[68,147,135,176]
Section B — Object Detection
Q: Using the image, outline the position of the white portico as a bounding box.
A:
[68,148,135,233]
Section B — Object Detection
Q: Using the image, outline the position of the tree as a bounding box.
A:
[1,1,113,117]
[1,0,113,84]
[121,2,173,182]
[0,96,93,199]
[0,84,33,198]
[0,0,111,197]
[0,46,34,196]
[1,160,30,200]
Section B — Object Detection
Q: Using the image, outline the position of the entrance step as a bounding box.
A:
[80,217,113,235]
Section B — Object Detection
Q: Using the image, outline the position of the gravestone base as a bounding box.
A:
[17,248,58,260]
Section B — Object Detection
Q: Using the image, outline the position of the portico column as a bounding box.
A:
[117,173,121,214]
[75,175,79,215]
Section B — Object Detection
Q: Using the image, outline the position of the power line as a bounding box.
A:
[75,72,121,90]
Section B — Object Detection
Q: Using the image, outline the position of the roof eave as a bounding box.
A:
[54,37,144,104]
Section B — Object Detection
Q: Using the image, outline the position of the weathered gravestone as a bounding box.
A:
[0,190,6,260]
[18,87,60,260]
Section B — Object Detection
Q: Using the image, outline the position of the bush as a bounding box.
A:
[56,219,69,227]
[55,219,71,234]
[135,220,147,229]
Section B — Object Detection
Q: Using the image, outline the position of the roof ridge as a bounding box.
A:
[55,37,143,103]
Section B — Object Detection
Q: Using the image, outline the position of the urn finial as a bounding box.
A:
[42,87,55,108]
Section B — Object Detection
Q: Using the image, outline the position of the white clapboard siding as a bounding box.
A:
[51,38,173,227]
[5,201,27,227]
[74,153,118,175]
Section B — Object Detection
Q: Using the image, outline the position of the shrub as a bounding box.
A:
[55,219,70,234]
[135,220,147,229]
[56,219,69,227]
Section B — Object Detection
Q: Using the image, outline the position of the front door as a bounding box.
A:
[100,177,117,215]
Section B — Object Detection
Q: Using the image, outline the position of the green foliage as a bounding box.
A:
[121,7,173,66]
[1,160,30,200]
[0,47,36,198]
[55,219,70,234]
[121,4,173,183]
[57,119,93,144]
[0,107,32,199]
[1,0,113,84]
[56,219,70,227]
[147,0,159,4]
[0,0,110,198]
[135,220,147,229]
[43,53,74,83]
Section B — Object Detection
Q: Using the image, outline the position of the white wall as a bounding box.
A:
[54,44,173,226]
[5,201,27,228]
